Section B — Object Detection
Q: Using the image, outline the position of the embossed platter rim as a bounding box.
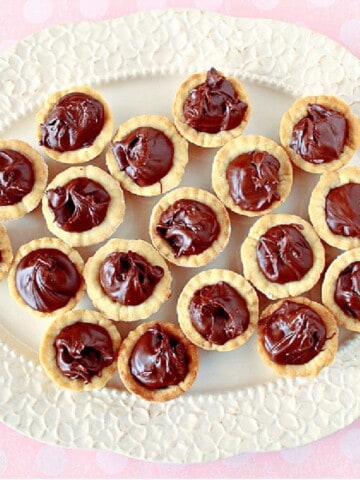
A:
[0,9,360,464]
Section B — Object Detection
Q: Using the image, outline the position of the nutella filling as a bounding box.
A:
[183,67,248,134]
[256,224,313,284]
[54,321,115,383]
[156,199,220,257]
[290,104,348,164]
[129,323,188,389]
[226,151,280,211]
[15,248,82,312]
[189,281,250,345]
[259,300,327,365]
[112,127,174,186]
[0,149,35,206]
[40,92,105,152]
[99,250,164,306]
[46,177,110,233]
[325,183,360,238]
[334,261,360,320]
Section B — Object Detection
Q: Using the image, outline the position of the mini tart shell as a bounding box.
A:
[241,213,325,300]
[8,236,85,318]
[0,223,13,281]
[39,309,121,391]
[149,186,231,268]
[84,238,172,322]
[279,95,360,174]
[322,248,360,332]
[106,115,188,196]
[0,139,48,221]
[42,165,125,247]
[172,70,251,148]
[258,296,338,378]
[309,166,360,250]
[177,269,258,351]
[118,320,199,402]
[212,135,293,217]
[36,85,113,164]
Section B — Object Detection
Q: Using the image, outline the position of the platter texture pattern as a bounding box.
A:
[0,9,359,463]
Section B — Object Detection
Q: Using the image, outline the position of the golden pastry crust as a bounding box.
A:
[258,297,338,377]
[279,95,360,173]
[149,186,231,267]
[39,309,121,391]
[8,236,85,318]
[84,238,172,322]
[42,165,125,247]
[0,223,13,282]
[322,248,360,332]
[106,115,188,196]
[0,139,48,221]
[118,321,199,402]
[177,269,258,351]
[36,85,113,164]
[172,70,251,148]
[308,166,360,250]
[212,135,293,217]
[241,213,325,300]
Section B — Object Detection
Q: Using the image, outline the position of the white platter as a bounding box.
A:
[0,9,359,464]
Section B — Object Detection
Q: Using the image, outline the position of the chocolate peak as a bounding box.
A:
[334,261,360,320]
[325,183,360,238]
[0,149,35,206]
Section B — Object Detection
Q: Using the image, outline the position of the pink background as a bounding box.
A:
[0,0,359,478]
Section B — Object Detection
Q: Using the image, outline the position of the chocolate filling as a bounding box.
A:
[334,261,360,320]
[54,321,115,383]
[226,151,280,211]
[40,92,105,152]
[259,300,327,365]
[0,149,35,206]
[129,323,188,389]
[156,199,220,257]
[183,67,248,134]
[99,250,164,306]
[46,177,110,233]
[16,248,82,312]
[189,281,249,345]
[256,224,313,284]
[112,127,174,186]
[325,183,360,238]
[290,104,348,164]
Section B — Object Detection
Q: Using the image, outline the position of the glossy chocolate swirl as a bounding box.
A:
[290,104,348,164]
[183,67,248,134]
[259,300,327,365]
[156,199,220,257]
[256,224,313,284]
[112,127,174,186]
[325,183,360,238]
[46,177,110,232]
[0,149,34,206]
[129,323,188,389]
[226,151,280,211]
[54,321,115,383]
[189,281,249,345]
[99,250,164,306]
[40,92,105,152]
[334,261,360,319]
[15,248,82,312]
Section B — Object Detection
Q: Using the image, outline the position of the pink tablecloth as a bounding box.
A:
[0,0,359,478]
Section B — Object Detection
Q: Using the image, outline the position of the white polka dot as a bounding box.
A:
[340,20,360,51]
[194,0,224,10]
[280,444,312,464]
[0,449,8,476]
[309,0,336,6]
[251,0,279,10]
[136,0,168,9]
[340,429,360,460]
[36,445,68,476]
[79,0,109,19]
[22,0,54,24]
[96,450,129,475]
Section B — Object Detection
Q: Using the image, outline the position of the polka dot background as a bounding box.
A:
[0,0,359,477]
